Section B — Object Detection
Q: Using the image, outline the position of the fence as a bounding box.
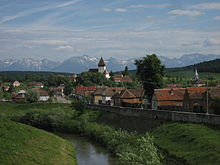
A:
[87,104,220,125]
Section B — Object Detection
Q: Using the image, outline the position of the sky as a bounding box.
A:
[0,0,220,61]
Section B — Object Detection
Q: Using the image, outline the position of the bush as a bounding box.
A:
[71,99,86,115]
[26,89,39,103]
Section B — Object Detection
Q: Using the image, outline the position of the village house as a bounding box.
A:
[92,87,106,104]
[151,87,220,114]
[1,85,10,92]
[89,57,110,79]
[183,87,220,114]
[74,86,98,102]
[111,89,143,108]
[71,74,78,82]
[13,80,20,87]
[12,90,26,102]
[112,74,133,84]
[152,88,186,111]
[92,87,125,105]
[33,88,50,102]
[49,87,64,97]
[28,82,44,88]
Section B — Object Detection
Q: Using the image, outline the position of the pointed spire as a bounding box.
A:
[98,57,106,66]
[195,68,199,80]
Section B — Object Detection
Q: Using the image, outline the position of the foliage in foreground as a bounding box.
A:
[0,119,76,165]
[151,123,220,165]
[16,109,162,165]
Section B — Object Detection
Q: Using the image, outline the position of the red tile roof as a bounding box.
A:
[154,88,186,101]
[28,82,43,86]
[186,87,216,99]
[75,86,98,92]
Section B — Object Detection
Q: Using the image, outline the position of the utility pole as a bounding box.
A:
[206,77,209,115]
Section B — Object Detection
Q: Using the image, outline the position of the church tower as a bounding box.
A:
[98,57,110,79]
[98,57,106,74]
[194,66,199,87]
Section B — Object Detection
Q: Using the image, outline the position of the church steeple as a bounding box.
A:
[194,65,199,87]
[195,68,199,80]
[98,57,106,66]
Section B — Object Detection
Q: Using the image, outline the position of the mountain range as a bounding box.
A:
[0,54,219,73]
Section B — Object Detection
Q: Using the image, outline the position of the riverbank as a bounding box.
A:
[16,108,162,165]
[0,102,162,164]
[0,119,76,165]
[1,102,220,165]
[151,123,220,165]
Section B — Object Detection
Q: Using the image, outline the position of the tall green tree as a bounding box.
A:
[135,54,165,103]
[109,70,114,77]
[26,89,39,103]
[77,72,107,86]
[123,66,129,76]
[64,82,73,96]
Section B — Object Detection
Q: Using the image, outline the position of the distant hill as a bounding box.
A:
[166,59,220,73]
[0,54,219,73]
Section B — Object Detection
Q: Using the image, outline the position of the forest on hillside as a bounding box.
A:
[166,59,220,73]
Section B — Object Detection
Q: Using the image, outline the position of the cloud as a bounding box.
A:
[102,8,127,13]
[29,40,67,45]
[213,16,220,20]
[56,0,81,8]
[115,8,127,12]
[129,4,171,8]
[0,0,81,24]
[168,10,203,16]
[102,8,112,12]
[56,45,73,50]
[1,26,220,60]
[190,3,220,10]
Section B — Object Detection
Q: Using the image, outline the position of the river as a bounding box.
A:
[56,133,116,165]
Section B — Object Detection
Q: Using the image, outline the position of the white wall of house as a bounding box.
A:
[39,96,49,102]
[102,96,111,104]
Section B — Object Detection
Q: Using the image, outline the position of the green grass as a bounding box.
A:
[0,119,76,165]
[151,123,220,165]
[165,71,220,79]
[0,102,72,118]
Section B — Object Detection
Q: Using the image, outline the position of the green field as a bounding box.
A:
[151,123,220,165]
[0,119,76,165]
[0,102,72,119]
[165,71,220,80]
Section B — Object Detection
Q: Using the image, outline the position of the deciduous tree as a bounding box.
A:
[135,54,165,103]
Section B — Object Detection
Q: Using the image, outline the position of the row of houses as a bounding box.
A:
[75,86,220,114]
[152,87,220,114]
[3,81,65,102]
[74,86,144,108]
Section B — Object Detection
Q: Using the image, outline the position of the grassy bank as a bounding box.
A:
[151,123,220,165]
[17,109,162,165]
[0,102,72,119]
[0,119,76,165]
[1,103,220,165]
[0,103,162,165]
